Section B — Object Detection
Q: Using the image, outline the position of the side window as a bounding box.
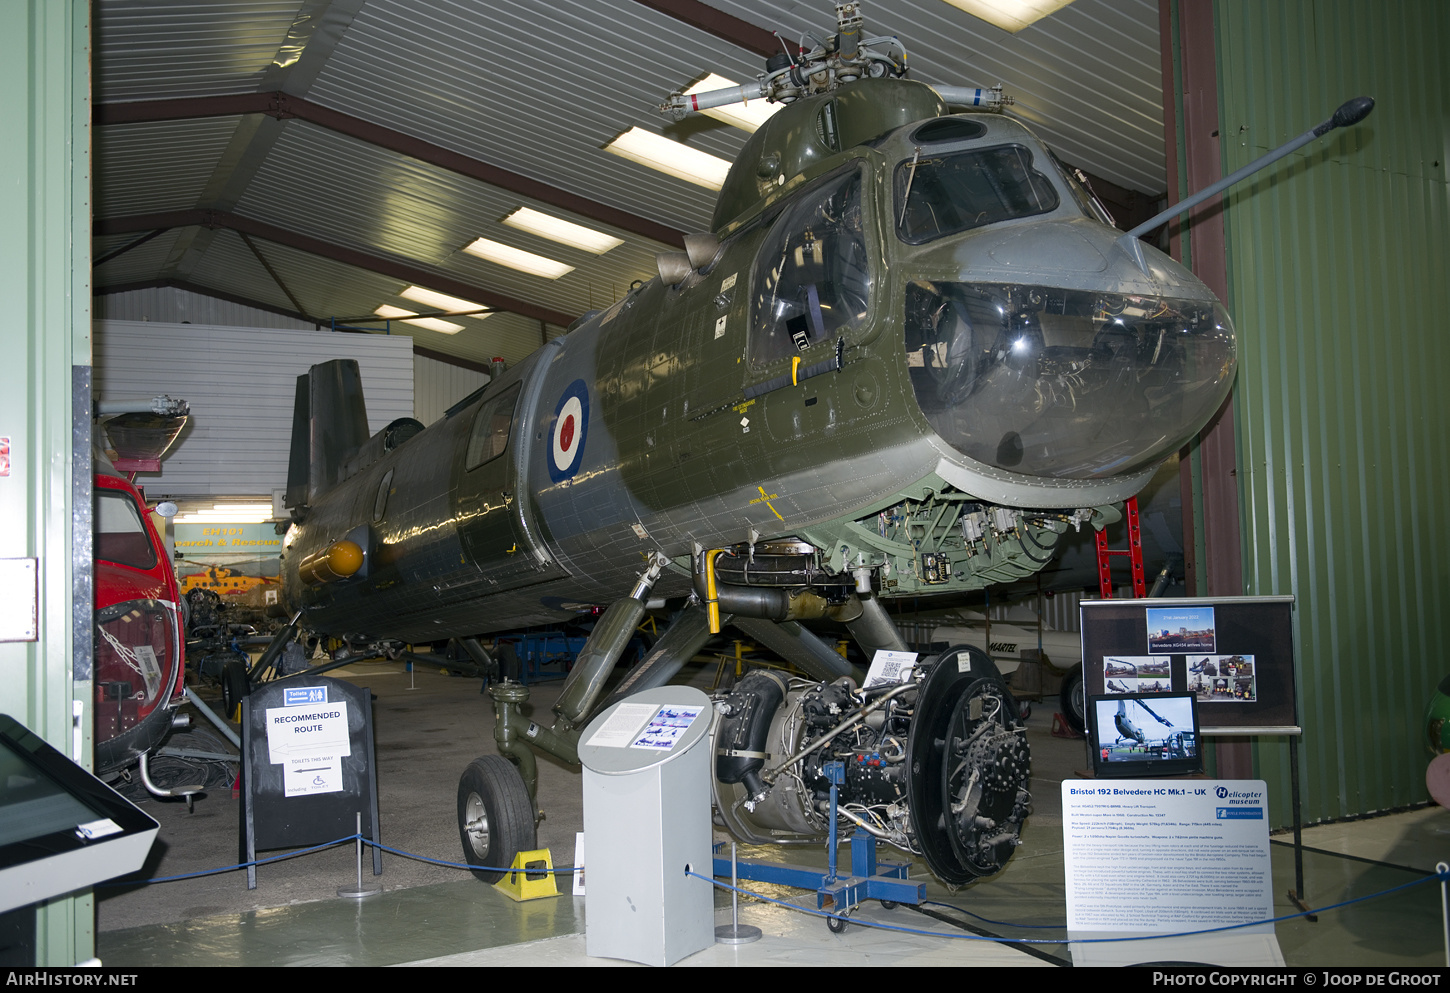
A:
[372,469,394,523]
[465,383,521,470]
[749,169,871,367]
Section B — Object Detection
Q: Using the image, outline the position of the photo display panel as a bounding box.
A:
[1079,596,1297,733]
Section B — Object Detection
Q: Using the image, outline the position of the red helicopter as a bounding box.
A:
[92,398,189,790]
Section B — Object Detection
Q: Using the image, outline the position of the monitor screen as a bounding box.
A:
[1087,691,1202,778]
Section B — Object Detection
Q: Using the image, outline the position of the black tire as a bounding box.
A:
[457,755,537,883]
[1059,665,1085,734]
[220,660,249,722]
[827,913,849,934]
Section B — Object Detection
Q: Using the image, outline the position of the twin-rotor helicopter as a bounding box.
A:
[253,2,1370,892]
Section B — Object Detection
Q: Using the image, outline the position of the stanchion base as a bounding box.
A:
[715,923,762,944]
[338,885,382,899]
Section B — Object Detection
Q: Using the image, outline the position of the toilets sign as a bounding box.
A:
[265,695,352,796]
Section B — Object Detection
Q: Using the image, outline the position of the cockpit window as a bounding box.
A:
[95,488,157,570]
[465,383,520,470]
[894,145,1060,244]
[749,169,871,367]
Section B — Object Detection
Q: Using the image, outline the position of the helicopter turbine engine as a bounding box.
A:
[711,645,1030,886]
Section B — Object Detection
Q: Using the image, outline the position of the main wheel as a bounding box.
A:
[1059,665,1086,734]
[457,755,537,883]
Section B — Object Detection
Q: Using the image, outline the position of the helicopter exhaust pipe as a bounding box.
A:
[1118,96,1375,273]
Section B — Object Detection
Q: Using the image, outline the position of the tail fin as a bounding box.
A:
[285,359,370,514]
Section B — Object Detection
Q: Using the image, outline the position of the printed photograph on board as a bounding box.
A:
[1145,605,1217,653]
[1188,655,1257,703]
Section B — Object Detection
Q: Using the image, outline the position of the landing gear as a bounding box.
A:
[1059,665,1085,735]
[457,755,537,883]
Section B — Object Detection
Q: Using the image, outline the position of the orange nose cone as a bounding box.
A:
[327,540,364,578]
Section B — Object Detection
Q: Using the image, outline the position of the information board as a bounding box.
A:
[1080,596,1298,733]
[1061,778,1283,966]
[240,675,381,888]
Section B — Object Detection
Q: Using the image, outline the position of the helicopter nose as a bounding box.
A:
[977,219,1110,273]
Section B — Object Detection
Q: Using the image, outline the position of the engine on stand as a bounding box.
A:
[711,644,1032,887]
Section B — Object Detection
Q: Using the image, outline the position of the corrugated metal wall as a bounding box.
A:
[96,285,491,422]
[414,358,487,426]
[96,284,316,329]
[1214,0,1450,823]
[94,321,414,499]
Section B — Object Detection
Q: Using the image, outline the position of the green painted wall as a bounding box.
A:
[0,0,93,964]
[1214,0,1450,824]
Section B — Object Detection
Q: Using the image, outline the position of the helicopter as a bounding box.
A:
[265,3,1371,891]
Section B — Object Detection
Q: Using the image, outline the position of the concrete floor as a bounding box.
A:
[92,658,1449,968]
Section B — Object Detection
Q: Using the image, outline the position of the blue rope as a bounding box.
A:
[685,867,1449,946]
[99,830,1450,952]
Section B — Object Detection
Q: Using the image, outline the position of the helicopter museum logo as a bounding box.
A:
[548,379,590,482]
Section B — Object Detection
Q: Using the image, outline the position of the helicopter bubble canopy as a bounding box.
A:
[905,280,1236,479]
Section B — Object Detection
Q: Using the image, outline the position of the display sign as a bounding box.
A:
[264,698,351,796]
[1080,596,1297,733]
[240,675,380,888]
[582,702,705,751]
[629,705,703,751]
[864,649,918,687]
[1061,778,1282,966]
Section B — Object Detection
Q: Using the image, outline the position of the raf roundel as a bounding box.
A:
[548,380,590,482]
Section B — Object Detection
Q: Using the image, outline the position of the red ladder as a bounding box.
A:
[1094,495,1146,599]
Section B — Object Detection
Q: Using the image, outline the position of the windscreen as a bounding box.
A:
[905,281,1236,479]
[895,145,1060,244]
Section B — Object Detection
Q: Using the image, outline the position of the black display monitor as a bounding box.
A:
[0,713,159,912]
[1087,691,1202,778]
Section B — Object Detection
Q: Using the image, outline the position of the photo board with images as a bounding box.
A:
[1079,596,1297,734]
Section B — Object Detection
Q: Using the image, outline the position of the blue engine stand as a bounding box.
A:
[712,761,926,923]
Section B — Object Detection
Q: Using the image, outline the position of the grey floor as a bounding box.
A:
[93,659,1449,968]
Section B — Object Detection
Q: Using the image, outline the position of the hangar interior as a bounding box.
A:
[1,0,1447,969]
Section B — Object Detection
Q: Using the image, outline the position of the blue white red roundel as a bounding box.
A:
[548,379,590,482]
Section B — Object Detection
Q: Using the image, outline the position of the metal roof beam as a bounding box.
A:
[95,93,686,248]
[95,210,579,329]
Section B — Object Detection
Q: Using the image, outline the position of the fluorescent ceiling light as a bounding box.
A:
[939,0,1076,33]
[175,503,275,523]
[686,74,781,133]
[399,285,490,316]
[603,127,731,190]
[501,207,624,255]
[461,238,575,280]
[373,305,464,335]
